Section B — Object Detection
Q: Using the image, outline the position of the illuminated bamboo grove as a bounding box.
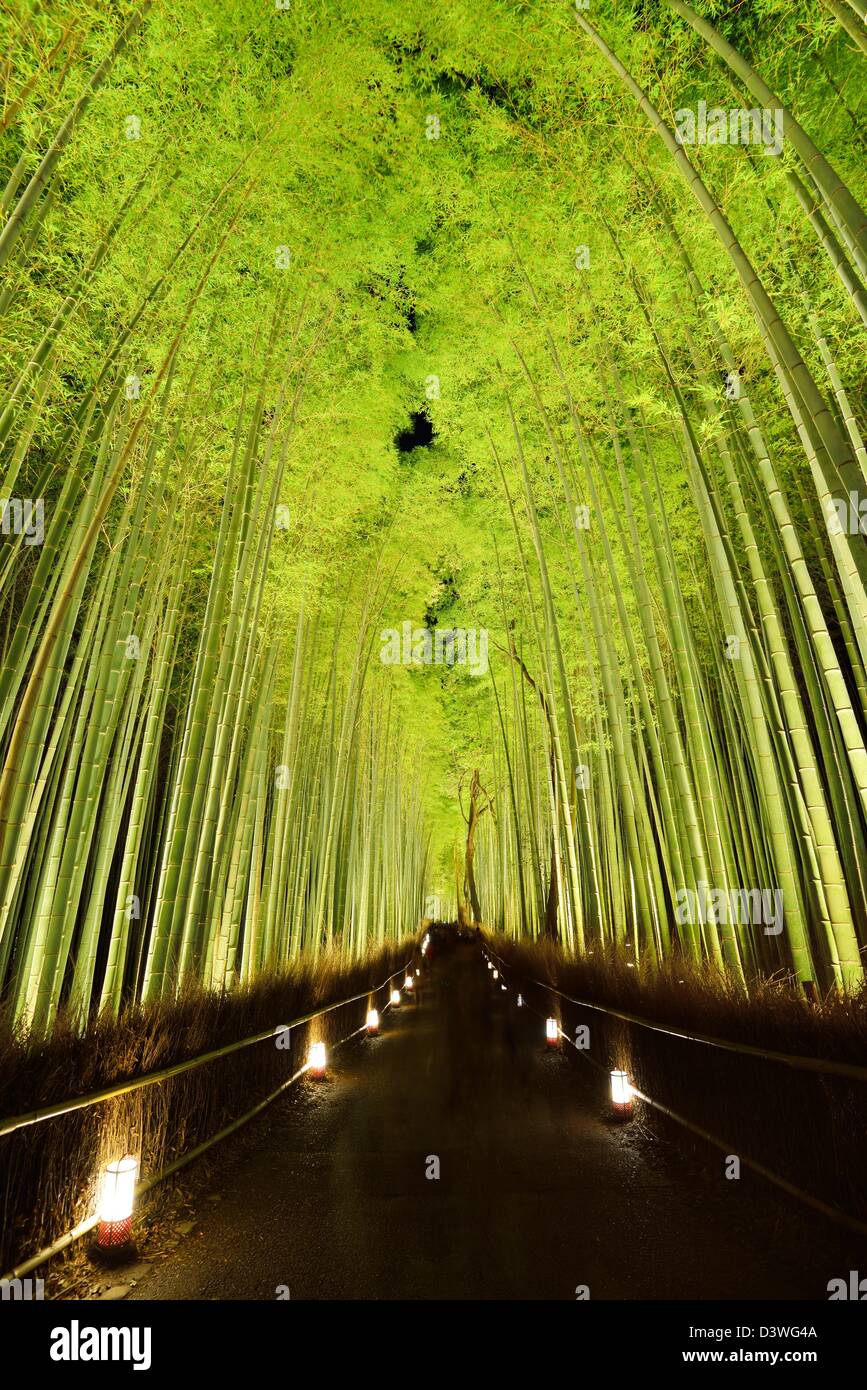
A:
[1,0,867,1031]
[0,297,429,1032]
[471,4,867,995]
[0,151,429,1031]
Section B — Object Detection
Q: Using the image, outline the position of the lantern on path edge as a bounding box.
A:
[96,1155,138,1252]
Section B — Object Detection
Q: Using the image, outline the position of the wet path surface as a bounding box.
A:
[129,942,848,1300]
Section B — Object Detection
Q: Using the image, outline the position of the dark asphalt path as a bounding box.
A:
[128,941,848,1300]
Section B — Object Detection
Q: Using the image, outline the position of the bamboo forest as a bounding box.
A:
[2,0,867,1327]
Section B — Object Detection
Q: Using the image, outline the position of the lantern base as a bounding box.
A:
[610,1102,634,1123]
[91,1221,137,1266]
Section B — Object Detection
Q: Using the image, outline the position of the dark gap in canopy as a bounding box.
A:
[395,410,435,453]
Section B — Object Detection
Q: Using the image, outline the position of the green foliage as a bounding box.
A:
[1,0,866,1003]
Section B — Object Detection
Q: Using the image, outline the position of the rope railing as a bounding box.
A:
[0,956,415,1281]
[483,943,867,1082]
[484,945,867,1241]
[0,959,413,1139]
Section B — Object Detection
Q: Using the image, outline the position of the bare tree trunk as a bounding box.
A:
[465,768,483,922]
[503,636,561,943]
[544,829,559,938]
[455,843,471,927]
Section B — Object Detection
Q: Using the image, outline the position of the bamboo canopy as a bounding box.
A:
[2,0,867,1031]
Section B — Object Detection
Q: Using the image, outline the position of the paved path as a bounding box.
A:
[128,940,853,1300]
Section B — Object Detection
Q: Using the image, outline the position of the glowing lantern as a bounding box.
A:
[97,1155,138,1249]
[307,1041,327,1076]
[415,968,420,977]
[517,994,523,1008]
[366,1008,379,1035]
[492,969,499,980]
[545,1017,559,1046]
[486,961,492,971]
[610,1069,633,1113]
[404,974,413,991]
[390,988,401,1007]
